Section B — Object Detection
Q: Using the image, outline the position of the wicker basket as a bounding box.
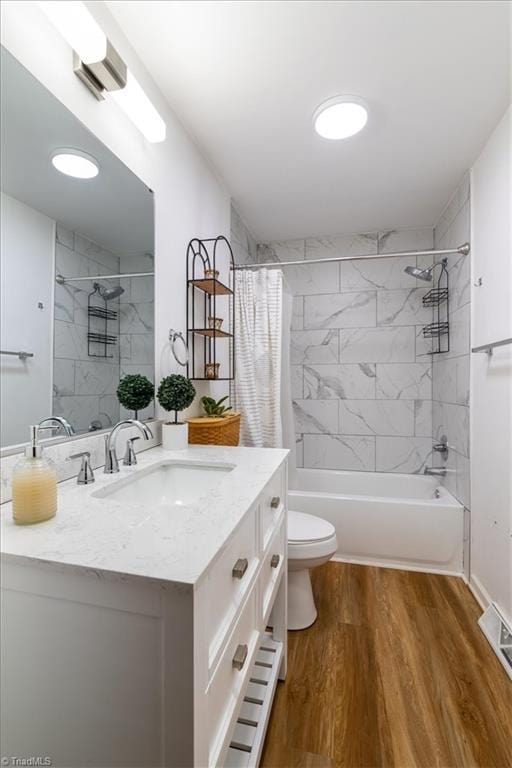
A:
[187,411,241,446]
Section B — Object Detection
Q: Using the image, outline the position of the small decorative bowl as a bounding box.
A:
[208,316,223,331]
[205,362,220,379]
[204,268,219,280]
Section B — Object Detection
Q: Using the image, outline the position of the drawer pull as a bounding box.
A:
[232,558,249,579]
[270,554,280,569]
[232,643,248,671]
[270,496,280,509]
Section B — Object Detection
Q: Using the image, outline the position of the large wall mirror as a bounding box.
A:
[0,47,155,450]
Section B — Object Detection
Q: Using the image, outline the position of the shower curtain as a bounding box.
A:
[233,269,284,447]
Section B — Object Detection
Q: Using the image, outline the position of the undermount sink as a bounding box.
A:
[93,460,234,507]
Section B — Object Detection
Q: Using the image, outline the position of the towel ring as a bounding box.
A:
[169,329,188,366]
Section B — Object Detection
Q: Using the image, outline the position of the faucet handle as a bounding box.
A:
[67,451,95,485]
[104,435,119,474]
[123,436,141,466]
[433,434,449,457]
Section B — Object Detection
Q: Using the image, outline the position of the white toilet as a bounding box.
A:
[287,510,338,630]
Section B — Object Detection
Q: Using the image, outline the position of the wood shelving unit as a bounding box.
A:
[186,236,236,381]
[193,328,233,339]
[189,278,233,295]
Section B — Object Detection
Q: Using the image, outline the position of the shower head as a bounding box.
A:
[94,282,125,300]
[404,264,434,282]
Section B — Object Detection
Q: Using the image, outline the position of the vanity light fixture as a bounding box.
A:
[313,96,368,140]
[111,71,166,144]
[37,1,127,97]
[51,150,99,179]
[38,1,166,143]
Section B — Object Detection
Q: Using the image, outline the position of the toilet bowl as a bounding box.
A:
[287,510,338,630]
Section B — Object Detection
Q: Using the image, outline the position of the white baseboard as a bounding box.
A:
[468,574,492,611]
[330,554,463,578]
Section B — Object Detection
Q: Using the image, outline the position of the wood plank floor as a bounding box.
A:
[260,563,512,768]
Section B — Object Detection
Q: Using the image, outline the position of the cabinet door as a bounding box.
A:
[205,504,259,671]
[259,467,286,552]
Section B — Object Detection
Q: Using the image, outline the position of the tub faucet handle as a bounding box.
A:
[433,435,449,457]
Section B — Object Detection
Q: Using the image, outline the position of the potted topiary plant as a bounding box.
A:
[188,395,241,446]
[117,374,154,419]
[157,374,196,450]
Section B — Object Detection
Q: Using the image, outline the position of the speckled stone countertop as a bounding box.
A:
[0,446,288,587]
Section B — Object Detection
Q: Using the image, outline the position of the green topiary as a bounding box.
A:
[157,374,196,424]
[117,374,154,419]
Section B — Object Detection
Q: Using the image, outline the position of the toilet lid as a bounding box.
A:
[288,510,335,544]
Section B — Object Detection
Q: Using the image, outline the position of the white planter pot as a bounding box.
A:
[162,422,188,450]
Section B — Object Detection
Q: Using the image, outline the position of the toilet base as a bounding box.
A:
[287,568,317,630]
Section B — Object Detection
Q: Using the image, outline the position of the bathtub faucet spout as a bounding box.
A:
[424,467,447,477]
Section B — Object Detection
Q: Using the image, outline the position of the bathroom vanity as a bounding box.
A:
[0,445,288,768]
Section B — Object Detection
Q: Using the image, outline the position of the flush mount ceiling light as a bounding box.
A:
[313,96,368,140]
[51,150,99,179]
[38,1,166,143]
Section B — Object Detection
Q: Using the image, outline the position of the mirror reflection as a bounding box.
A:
[0,47,155,449]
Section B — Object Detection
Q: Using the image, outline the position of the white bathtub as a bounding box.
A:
[289,468,464,575]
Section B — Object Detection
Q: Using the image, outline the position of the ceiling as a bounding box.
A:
[107,0,510,242]
[1,47,153,257]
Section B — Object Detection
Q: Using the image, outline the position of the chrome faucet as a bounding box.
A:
[424,467,447,477]
[104,419,153,474]
[39,415,75,436]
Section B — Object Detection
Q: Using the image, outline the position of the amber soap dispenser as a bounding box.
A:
[12,425,58,525]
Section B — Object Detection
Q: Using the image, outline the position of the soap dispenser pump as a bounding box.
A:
[12,425,58,525]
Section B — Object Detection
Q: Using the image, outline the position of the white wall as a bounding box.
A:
[0,0,230,423]
[0,193,55,446]
[470,106,512,622]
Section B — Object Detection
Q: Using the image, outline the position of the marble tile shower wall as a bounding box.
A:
[230,205,439,473]
[53,225,121,433]
[255,228,436,473]
[119,252,155,423]
[433,174,471,508]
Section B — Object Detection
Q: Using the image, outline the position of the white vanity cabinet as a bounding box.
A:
[0,449,288,768]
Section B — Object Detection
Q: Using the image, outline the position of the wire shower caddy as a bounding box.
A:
[421,258,449,354]
[186,236,235,381]
[87,283,118,358]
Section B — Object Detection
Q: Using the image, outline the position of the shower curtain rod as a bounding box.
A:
[56,272,154,284]
[232,242,470,269]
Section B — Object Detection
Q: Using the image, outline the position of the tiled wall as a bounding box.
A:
[53,227,155,433]
[231,205,438,473]
[432,174,471,507]
[53,225,121,433]
[120,252,155,422]
[257,229,436,473]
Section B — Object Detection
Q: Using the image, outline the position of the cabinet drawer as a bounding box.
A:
[260,467,285,551]
[208,590,259,765]
[206,505,259,668]
[259,517,286,622]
